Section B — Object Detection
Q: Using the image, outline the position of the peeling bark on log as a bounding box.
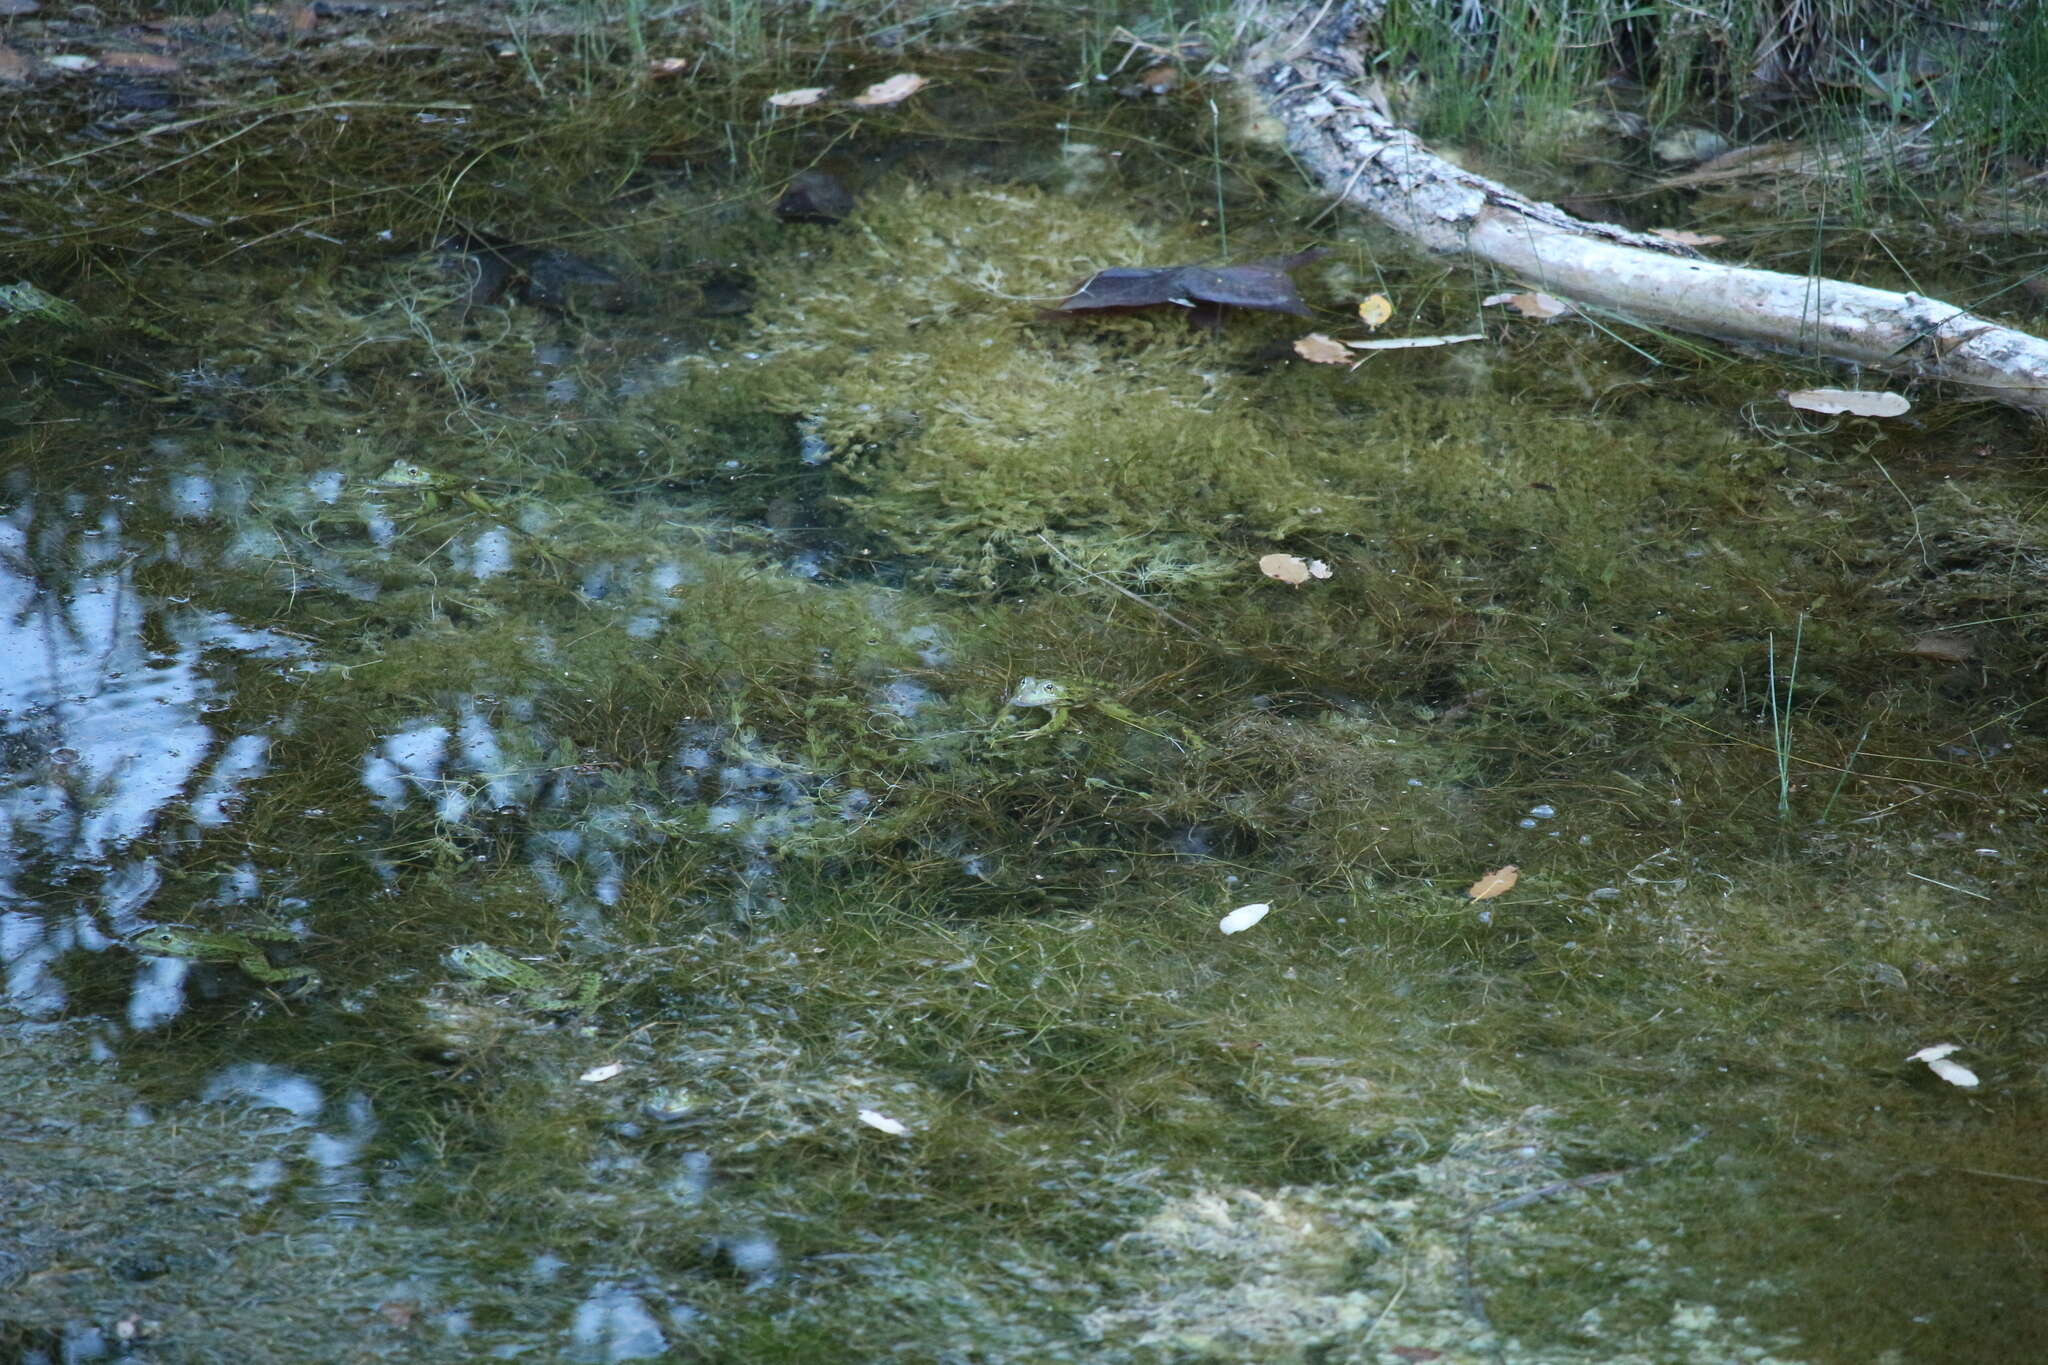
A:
[1237,0,2048,419]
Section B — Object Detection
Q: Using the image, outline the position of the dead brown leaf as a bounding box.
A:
[1133,64,1178,94]
[0,44,33,84]
[1466,865,1519,901]
[1293,333,1352,365]
[851,73,927,107]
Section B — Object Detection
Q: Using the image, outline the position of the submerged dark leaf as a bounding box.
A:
[438,225,632,315]
[775,170,857,223]
[1055,249,1324,319]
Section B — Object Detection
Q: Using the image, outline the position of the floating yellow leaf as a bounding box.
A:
[1466,865,1519,900]
[851,73,928,107]
[1649,228,1727,246]
[767,86,828,108]
[1785,387,1910,417]
[1357,293,1393,329]
[1293,333,1352,365]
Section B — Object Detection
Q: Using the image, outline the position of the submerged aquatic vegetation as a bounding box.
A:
[1,3,2046,1362]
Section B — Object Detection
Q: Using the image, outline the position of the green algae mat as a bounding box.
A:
[2,4,2045,1361]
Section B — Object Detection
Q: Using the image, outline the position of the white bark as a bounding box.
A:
[1237,0,2048,418]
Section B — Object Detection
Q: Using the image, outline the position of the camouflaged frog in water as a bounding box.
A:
[129,925,320,994]
[445,943,604,1013]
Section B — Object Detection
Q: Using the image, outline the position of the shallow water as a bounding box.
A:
[4,14,2047,1364]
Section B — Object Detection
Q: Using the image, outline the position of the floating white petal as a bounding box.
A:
[1909,1043,1979,1088]
[858,1108,910,1135]
[1219,902,1271,935]
[578,1062,626,1084]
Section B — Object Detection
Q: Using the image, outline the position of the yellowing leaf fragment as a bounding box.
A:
[1293,333,1352,365]
[1466,865,1519,900]
[851,73,928,106]
[1357,293,1393,329]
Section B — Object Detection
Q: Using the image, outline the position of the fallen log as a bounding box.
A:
[1236,0,2048,419]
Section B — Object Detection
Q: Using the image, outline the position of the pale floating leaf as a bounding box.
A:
[1466,865,1519,900]
[1307,559,1333,579]
[1259,553,1316,586]
[99,51,180,74]
[851,73,928,107]
[47,54,98,72]
[1926,1058,1979,1088]
[857,1108,911,1135]
[578,1062,626,1084]
[1785,387,1911,417]
[1293,332,1353,365]
[1344,333,1486,351]
[1649,228,1727,246]
[1356,293,1393,329]
[1908,1043,1979,1088]
[1484,291,1572,319]
[647,57,691,78]
[767,86,828,108]
[1904,632,1973,662]
[1219,902,1271,934]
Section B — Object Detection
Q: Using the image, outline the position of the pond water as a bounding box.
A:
[3,10,2046,1363]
